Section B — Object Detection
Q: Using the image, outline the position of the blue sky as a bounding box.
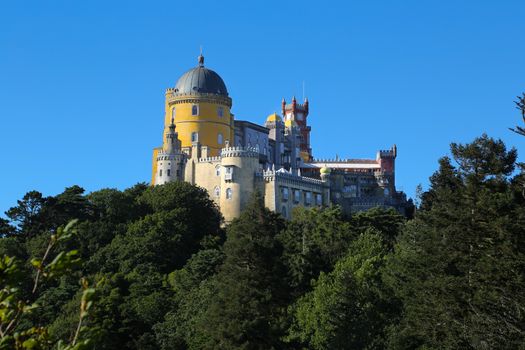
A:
[1,0,524,214]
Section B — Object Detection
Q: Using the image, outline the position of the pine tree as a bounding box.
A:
[386,135,525,349]
[198,192,286,350]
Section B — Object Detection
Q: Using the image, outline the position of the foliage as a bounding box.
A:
[196,192,287,349]
[386,134,525,349]
[1,131,524,350]
[288,231,398,349]
[510,92,525,136]
[0,220,95,350]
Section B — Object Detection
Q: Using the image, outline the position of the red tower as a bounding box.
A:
[282,96,312,162]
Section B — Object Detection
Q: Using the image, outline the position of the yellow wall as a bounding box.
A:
[164,99,233,156]
[151,147,161,184]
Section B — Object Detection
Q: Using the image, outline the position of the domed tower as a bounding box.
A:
[152,53,233,183]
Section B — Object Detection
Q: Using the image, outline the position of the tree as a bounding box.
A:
[510,93,525,136]
[5,191,48,239]
[197,193,287,350]
[0,219,15,238]
[386,135,525,349]
[0,220,96,350]
[279,206,354,296]
[288,231,398,350]
[154,249,224,350]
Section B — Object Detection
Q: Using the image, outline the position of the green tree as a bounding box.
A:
[0,219,15,238]
[197,193,286,350]
[386,134,525,349]
[510,92,525,136]
[0,220,96,350]
[5,191,48,239]
[288,231,397,350]
[154,248,224,350]
[279,206,354,296]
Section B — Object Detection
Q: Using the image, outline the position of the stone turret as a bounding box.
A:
[219,146,260,222]
[155,118,186,185]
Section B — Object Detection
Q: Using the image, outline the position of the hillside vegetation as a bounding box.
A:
[1,134,524,349]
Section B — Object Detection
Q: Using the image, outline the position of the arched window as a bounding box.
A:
[192,104,199,116]
[191,132,199,142]
[217,107,224,118]
[217,133,223,145]
[159,169,163,177]
[214,186,220,198]
[215,165,221,176]
[226,188,232,200]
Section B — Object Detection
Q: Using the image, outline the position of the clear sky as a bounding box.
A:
[1,0,524,214]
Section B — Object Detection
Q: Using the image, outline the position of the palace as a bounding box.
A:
[151,54,409,221]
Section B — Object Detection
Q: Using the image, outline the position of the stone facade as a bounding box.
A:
[151,55,409,221]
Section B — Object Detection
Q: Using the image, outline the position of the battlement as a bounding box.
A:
[312,158,378,164]
[261,168,324,186]
[377,145,397,159]
[157,150,186,161]
[378,150,394,158]
[197,156,221,163]
[220,146,259,158]
[284,103,308,111]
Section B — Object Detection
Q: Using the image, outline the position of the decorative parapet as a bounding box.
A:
[220,146,259,158]
[377,145,397,159]
[377,150,395,158]
[312,158,378,164]
[197,156,221,163]
[262,168,325,188]
[164,89,232,107]
[156,150,186,161]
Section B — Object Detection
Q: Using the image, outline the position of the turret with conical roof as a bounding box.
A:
[155,117,186,185]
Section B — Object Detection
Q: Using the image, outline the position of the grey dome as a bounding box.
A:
[174,58,228,96]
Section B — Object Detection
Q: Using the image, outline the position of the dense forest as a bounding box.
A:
[1,125,525,348]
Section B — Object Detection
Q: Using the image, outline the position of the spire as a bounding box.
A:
[198,46,204,67]
[169,117,175,131]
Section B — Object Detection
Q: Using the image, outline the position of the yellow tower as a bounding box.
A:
[152,54,234,183]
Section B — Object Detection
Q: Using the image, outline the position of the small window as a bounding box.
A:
[218,133,223,145]
[217,107,224,118]
[191,132,199,142]
[282,206,287,218]
[282,187,289,201]
[192,104,199,116]
[215,165,221,176]
[159,169,163,177]
[225,167,232,174]
[167,169,171,177]
[294,189,301,203]
[214,186,220,198]
[305,192,312,205]
[316,194,322,206]
[226,188,232,200]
